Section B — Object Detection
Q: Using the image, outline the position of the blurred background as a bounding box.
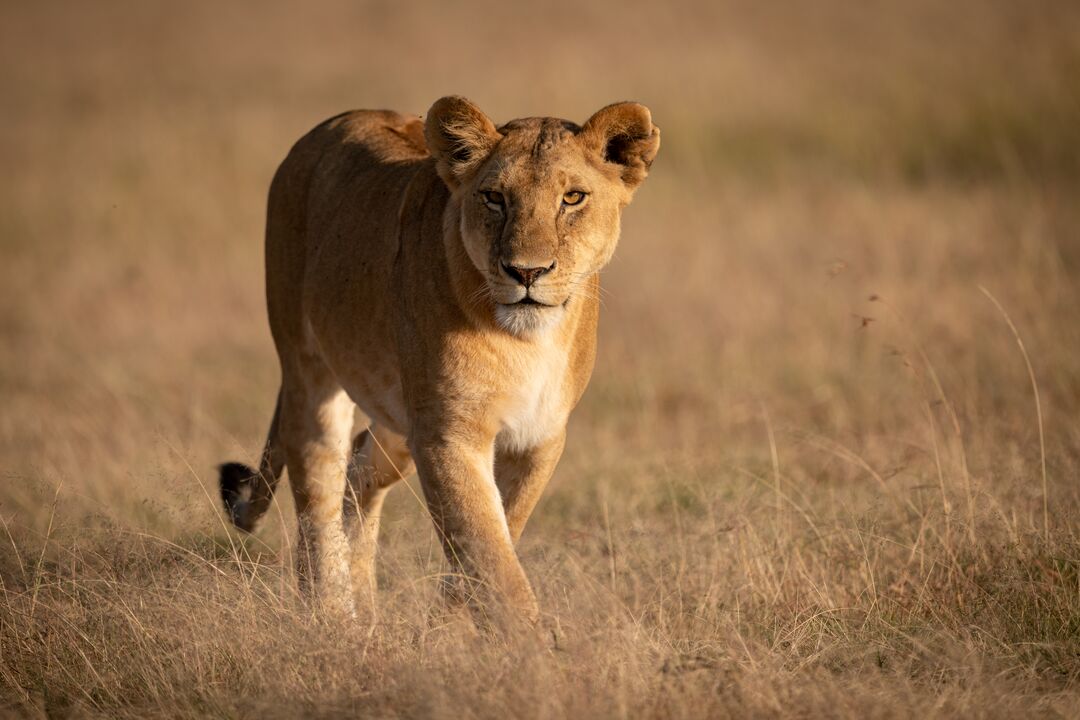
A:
[1,1,1080,713]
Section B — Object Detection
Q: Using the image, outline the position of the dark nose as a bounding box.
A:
[502,260,555,288]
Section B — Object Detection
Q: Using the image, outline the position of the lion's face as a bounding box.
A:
[459,119,626,335]
[425,97,660,336]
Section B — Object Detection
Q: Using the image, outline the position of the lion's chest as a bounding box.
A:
[495,348,570,454]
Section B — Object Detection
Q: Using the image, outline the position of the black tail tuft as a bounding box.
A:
[219,462,258,533]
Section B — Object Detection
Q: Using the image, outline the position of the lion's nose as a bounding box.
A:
[502,260,555,288]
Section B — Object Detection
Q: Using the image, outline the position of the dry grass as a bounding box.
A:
[2,0,1080,717]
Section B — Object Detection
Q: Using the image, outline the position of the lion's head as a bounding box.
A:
[425,96,660,336]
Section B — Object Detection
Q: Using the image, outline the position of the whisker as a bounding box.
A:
[466,283,493,309]
[565,279,605,306]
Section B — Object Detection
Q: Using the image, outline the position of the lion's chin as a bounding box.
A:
[494,302,565,337]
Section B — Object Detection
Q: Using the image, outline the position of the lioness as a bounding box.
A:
[219,96,659,623]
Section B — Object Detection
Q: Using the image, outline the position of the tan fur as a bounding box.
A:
[219,97,659,624]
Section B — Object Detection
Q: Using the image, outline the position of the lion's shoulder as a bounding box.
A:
[314,109,429,163]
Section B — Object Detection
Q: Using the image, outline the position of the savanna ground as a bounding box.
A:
[2,1,1080,717]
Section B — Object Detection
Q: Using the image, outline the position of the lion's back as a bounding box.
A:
[264,109,437,368]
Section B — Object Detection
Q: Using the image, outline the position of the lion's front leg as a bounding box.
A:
[410,424,539,626]
[495,431,566,544]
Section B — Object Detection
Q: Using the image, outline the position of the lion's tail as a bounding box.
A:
[219,391,285,533]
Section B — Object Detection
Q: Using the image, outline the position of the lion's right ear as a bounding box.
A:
[425,96,502,189]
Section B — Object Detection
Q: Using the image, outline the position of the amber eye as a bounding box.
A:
[481,190,505,207]
[563,190,586,206]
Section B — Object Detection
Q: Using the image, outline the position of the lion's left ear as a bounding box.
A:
[580,102,660,190]
[425,96,502,189]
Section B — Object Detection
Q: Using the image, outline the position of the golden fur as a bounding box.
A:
[219,96,659,623]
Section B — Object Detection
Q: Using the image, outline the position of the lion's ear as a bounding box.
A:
[425,96,502,188]
[581,102,660,189]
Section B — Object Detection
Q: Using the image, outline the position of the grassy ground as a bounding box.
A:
[2,0,1080,716]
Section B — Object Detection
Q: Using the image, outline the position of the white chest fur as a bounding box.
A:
[496,343,570,454]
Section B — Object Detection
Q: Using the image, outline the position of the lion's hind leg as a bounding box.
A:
[344,424,413,609]
[278,375,356,617]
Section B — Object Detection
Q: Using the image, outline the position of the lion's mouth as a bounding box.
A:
[492,285,570,309]
[501,297,573,309]
[497,293,553,308]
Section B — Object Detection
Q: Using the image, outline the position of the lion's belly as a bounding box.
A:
[341,371,409,436]
[306,310,409,436]
[316,331,407,435]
